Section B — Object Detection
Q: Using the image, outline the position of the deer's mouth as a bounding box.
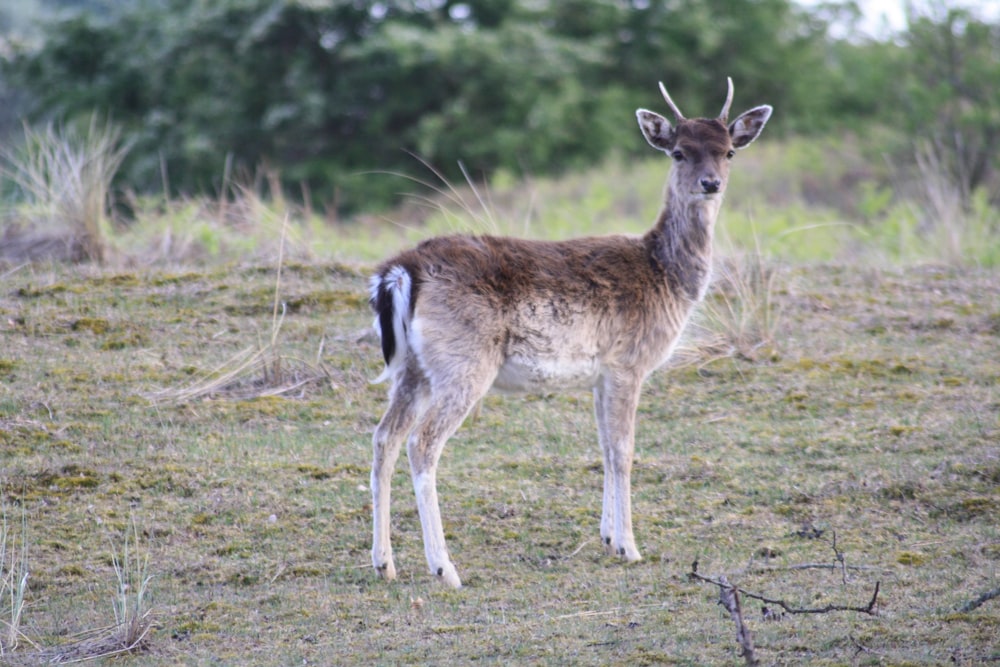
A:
[692,190,723,200]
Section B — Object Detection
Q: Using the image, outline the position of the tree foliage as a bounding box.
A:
[897,4,1000,202]
[2,1,998,212]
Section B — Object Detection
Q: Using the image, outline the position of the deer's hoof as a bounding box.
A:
[373,557,397,581]
[603,537,641,563]
[621,547,642,563]
[434,562,462,589]
[603,536,616,556]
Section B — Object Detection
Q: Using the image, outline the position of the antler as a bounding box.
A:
[658,81,685,121]
[719,76,734,122]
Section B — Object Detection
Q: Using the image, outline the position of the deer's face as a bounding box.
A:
[668,120,734,199]
[636,112,737,200]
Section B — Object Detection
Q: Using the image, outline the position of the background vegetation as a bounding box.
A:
[2,0,998,219]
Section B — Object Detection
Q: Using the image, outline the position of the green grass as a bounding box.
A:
[0,256,998,664]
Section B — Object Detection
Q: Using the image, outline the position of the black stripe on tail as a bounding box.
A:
[374,281,396,365]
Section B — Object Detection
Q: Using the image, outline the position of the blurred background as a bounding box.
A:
[1,0,998,266]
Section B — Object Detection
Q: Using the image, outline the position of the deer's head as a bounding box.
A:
[636,78,772,200]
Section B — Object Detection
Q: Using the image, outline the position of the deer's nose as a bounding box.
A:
[701,178,721,194]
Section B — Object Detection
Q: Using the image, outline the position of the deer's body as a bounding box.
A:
[368,79,772,588]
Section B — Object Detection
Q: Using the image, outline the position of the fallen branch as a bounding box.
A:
[850,633,882,659]
[689,561,881,616]
[688,559,882,666]
[958,585,1000,613]
[742,530,888,579]
[747,562,881,574]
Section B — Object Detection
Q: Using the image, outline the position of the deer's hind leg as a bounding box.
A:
[400,320,501,586]
[371,363,429,581]
[405,375,494,589]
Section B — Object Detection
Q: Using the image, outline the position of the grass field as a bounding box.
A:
[1,245,998,663]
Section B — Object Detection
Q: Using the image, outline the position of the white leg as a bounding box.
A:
[594,383,616,554]
[371,369,426,580]
[594,374,642,562]
[371,432,402,580]
[406,394,480,589]
[411,459,461,588]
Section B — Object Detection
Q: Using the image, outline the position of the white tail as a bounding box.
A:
[368,266,411,384]
[368,78,772,588]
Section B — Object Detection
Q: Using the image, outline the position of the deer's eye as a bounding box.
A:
[671,150,685,161]
[726,149,736,159]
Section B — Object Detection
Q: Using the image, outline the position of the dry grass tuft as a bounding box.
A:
[0,512,155,665]
[0,504,32,658]
[680,250,783,366]
[107,515,155,659]
[1,117,130,264]
[22,517,154,665]
[146,329,333,405]
[908,140,1000,266]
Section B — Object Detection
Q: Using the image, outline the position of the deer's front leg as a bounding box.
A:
[594,383,616,553]
[594,375,642,562]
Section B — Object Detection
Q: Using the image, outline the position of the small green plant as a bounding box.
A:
[2,116,130,263]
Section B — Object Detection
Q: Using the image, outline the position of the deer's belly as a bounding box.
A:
[492,354,601,393]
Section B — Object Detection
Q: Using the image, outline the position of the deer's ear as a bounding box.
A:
[636,109,676,152]
[729,105,773,149]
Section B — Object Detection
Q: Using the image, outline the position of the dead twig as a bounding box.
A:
[850,633,881,659]
[958,585,1000,613]
[560,539,593,561]
[827,530,849,584]
[689,561,881,616]
[741,529,881,580]
[688,558,882,666]
[747,562,881,574]
[716,574,759,666]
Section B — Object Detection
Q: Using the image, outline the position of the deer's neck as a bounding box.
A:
[646,181,721,303]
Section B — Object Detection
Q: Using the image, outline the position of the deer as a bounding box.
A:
[367,78,772,588]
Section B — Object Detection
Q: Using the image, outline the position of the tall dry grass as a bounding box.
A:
[0,503,32,657]
[910,140,997,266]
[698,250,783,363]
[2,116,129,263]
